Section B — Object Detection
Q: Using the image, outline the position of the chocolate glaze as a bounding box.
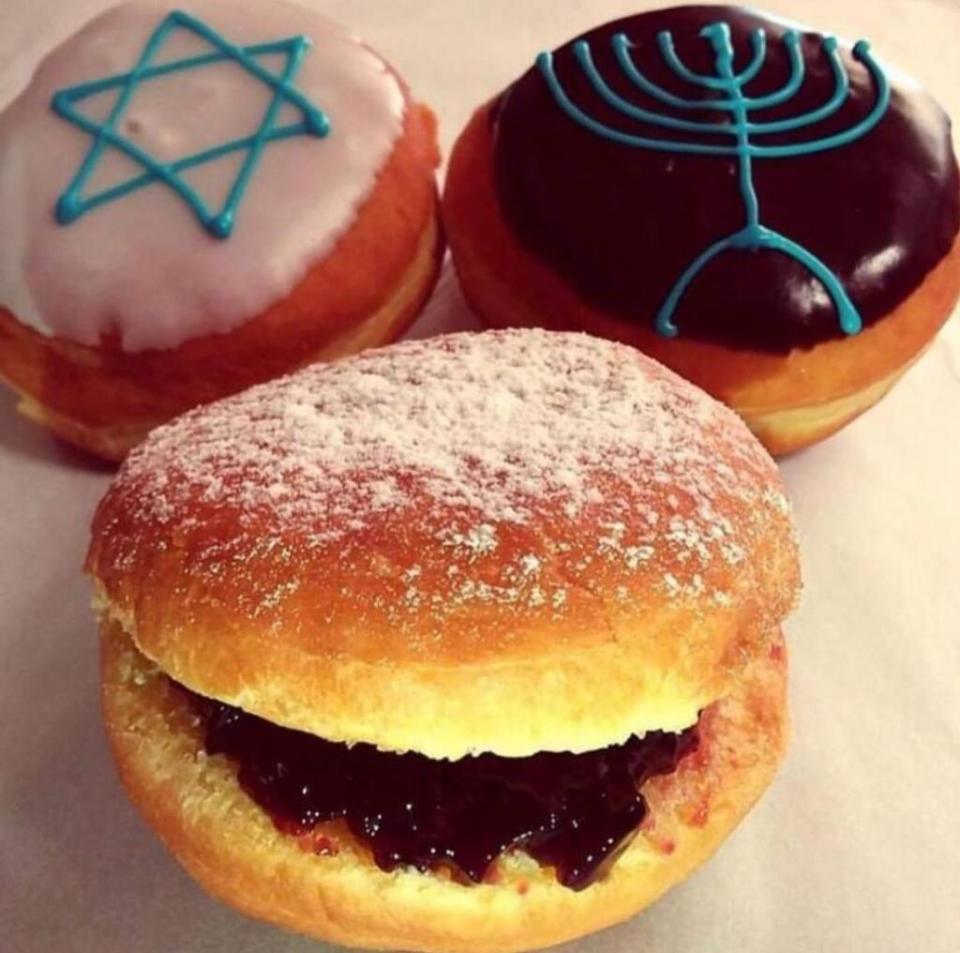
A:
[188,688,699,890]
[492,5,960,352]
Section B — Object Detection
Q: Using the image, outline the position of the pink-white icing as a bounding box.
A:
[0,0,405,352]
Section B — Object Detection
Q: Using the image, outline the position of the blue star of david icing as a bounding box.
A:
[51,9,331,239]
[537,21,891,338]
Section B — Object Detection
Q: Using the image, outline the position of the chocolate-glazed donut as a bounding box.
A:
[443,5,960,454]
[493,5,958,352]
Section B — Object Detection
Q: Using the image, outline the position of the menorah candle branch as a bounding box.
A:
[537,20,891,338]
[51,10,331,239]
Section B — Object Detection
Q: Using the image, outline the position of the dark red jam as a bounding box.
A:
[186,688,698,890]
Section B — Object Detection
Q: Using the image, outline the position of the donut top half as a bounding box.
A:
[493,4,960,352]
[90,329,800,762]
[0,0,406,352]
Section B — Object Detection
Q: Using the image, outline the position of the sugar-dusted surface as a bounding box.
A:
[97,329,793,624]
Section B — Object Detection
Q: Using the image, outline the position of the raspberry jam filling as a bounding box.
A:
[187,687,698,890]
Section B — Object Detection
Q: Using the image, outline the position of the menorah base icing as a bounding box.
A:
[0,0,443,461]
[443,102,960,455]
[656,225,862,340]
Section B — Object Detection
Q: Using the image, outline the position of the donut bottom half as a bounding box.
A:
[102,620,788,953]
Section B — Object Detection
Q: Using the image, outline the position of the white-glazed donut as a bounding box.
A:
[0,0,442,459]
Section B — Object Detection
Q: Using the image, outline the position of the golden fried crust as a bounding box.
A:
[101,621,788,953]
[442,103,960,456]
[0,100,442,462]
[87,329,799,758]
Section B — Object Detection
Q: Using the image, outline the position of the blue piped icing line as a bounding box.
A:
[51,10,331,239]
[536,21,891,338]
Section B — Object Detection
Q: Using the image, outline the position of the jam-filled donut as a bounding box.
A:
[0,0,442,461]
[443,5,960,455]
[89,329,800,951]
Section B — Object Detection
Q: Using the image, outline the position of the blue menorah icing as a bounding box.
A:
[537,21,890,338]
[51,10,330,239]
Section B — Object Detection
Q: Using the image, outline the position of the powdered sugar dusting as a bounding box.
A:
[102,330,793,625]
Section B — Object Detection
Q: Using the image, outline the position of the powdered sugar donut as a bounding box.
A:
[0,0,442,459]
[89,328,800,950]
